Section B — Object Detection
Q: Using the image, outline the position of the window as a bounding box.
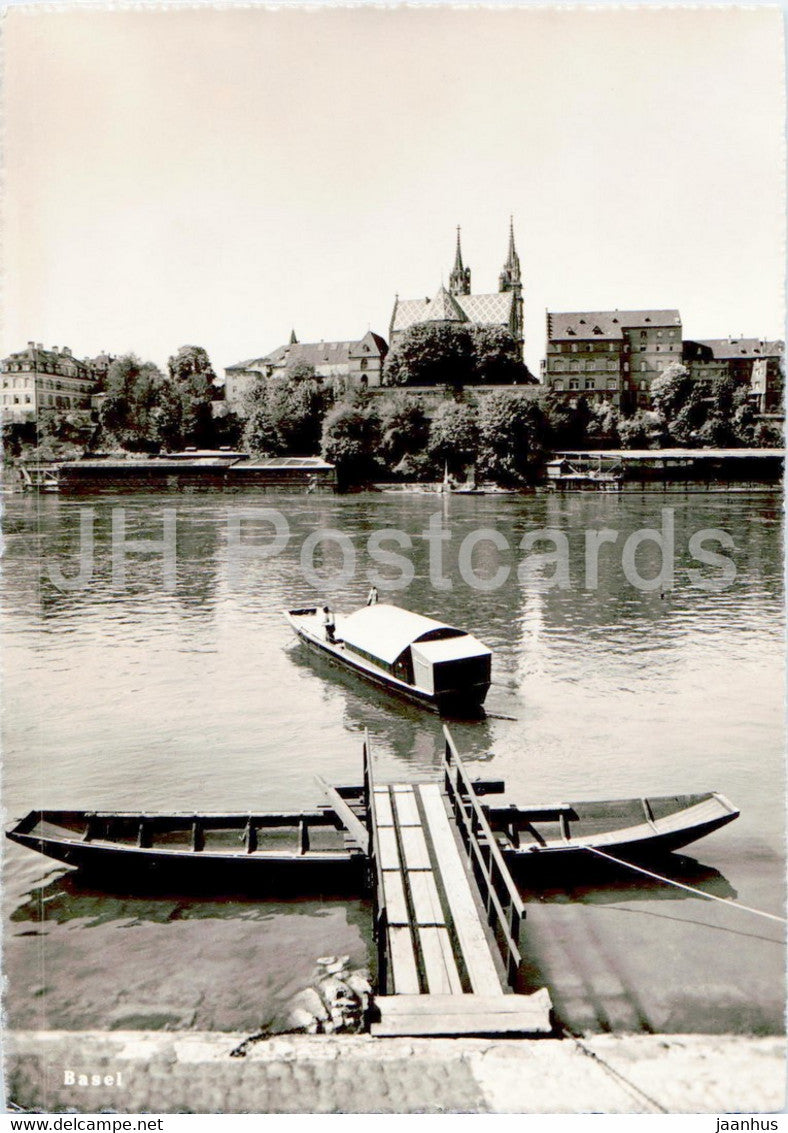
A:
[640,362,647,372]
[585,378,595,390]
[553,380,564,391]
[569,378,580,390]
[570,361,580,372]
[24,395,31,404]
[571,344,578,352]
[640,330,647,339]
[607,379,618,391]
[640,345,646,351]
[360,359,368,371]
[640,380,648,390]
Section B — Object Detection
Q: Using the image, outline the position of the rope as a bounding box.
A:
[584,847,787,926]
[560,1027,669,1114]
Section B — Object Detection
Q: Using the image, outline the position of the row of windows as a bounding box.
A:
[1,393,78,407]
[553,378,620,392]
[550,360,619,373]
[552,375,654,392]
[553,343,619,354]
[2,377,90,392]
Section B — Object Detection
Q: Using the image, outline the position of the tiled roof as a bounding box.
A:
[548,310,681,341]
[691,338,783,361]
[227,334,387,373]
[392,290,513,334]
[422,286,467,323]
[459,292,513,326]
[391,299,431,332]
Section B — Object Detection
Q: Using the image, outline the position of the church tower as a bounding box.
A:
[499,217,524,353]
[449,227,471,296]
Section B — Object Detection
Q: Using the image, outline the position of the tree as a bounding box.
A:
[242,378,282,455]
[241,369,331,456]
[383,324,475,388]
[284,359,318,384]
[618,409,660,449]
[321,401,381,486]
[476,392,547,483]
[427,401,478,474]
[166,345,218,448]
[540,392,591,449]
[469,326,530,385]
[650,362,695,422]
[379,393,430,471]
[99,354,168,451]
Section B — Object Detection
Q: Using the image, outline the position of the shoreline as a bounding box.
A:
[5,1029,785,1114]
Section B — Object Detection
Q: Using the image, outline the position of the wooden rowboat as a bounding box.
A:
[284,603,492,715]
[7,786,738,890]
[6,788,369,891]
[483,791,740,869]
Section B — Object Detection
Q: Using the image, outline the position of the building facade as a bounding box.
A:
[543,309,683,409]
[389,221,524,356]
[224,330,388,411]
[683,337,784,414]
[1,343,102,422]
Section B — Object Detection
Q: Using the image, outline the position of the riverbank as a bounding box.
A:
[5,1030,784,1113]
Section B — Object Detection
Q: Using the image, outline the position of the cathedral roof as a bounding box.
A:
[392,290,513,334]
[423,285,468,323]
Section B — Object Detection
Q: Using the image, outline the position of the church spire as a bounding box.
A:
[499,217,524,357]
[289,328,298,344]
[449,226,471,296]
[499,216,521,291]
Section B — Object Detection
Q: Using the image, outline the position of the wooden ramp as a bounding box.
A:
[364,731,553,1038]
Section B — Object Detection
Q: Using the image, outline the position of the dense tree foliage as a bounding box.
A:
[383,323,532,389]
[427,401,478,474]
[242,368,331,456]
[321,399,381,486]
[379,393,430,472]
[476,392,548,483]
[99,355,169,451]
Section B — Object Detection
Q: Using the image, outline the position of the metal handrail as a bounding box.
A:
[442,725,524,989]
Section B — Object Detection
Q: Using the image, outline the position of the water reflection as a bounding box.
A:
[3,489,783,1036]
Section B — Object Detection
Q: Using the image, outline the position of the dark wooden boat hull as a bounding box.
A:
[6,807,367,893]
[487,791,740,873]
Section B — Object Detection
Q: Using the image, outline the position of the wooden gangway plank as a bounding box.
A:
[417,783,502,996]
[372,990,553,1037]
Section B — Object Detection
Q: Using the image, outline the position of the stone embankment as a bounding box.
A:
[5,1031,785,1113]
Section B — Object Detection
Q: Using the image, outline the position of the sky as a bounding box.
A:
[3,5,785,379]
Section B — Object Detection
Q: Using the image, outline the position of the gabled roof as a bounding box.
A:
[336,603,466,666]
[348,331,388,358]
[547,310,681,341]
[690,338,783,361]
[423,286,467,323]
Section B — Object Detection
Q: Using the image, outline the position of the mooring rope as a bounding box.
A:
[584,847,787,926]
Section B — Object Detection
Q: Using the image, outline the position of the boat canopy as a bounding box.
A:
[338,603,468,666]
[411,636,491,666]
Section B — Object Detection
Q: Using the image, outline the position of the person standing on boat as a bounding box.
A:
[322,605,336,643]
[366,585,379,606]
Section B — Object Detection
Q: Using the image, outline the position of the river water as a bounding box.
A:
[2,488,784,1036]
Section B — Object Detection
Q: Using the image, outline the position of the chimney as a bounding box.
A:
[62,346,72,356]
[27,341,35,349]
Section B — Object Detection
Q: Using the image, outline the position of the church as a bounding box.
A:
[388,221,524,356]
